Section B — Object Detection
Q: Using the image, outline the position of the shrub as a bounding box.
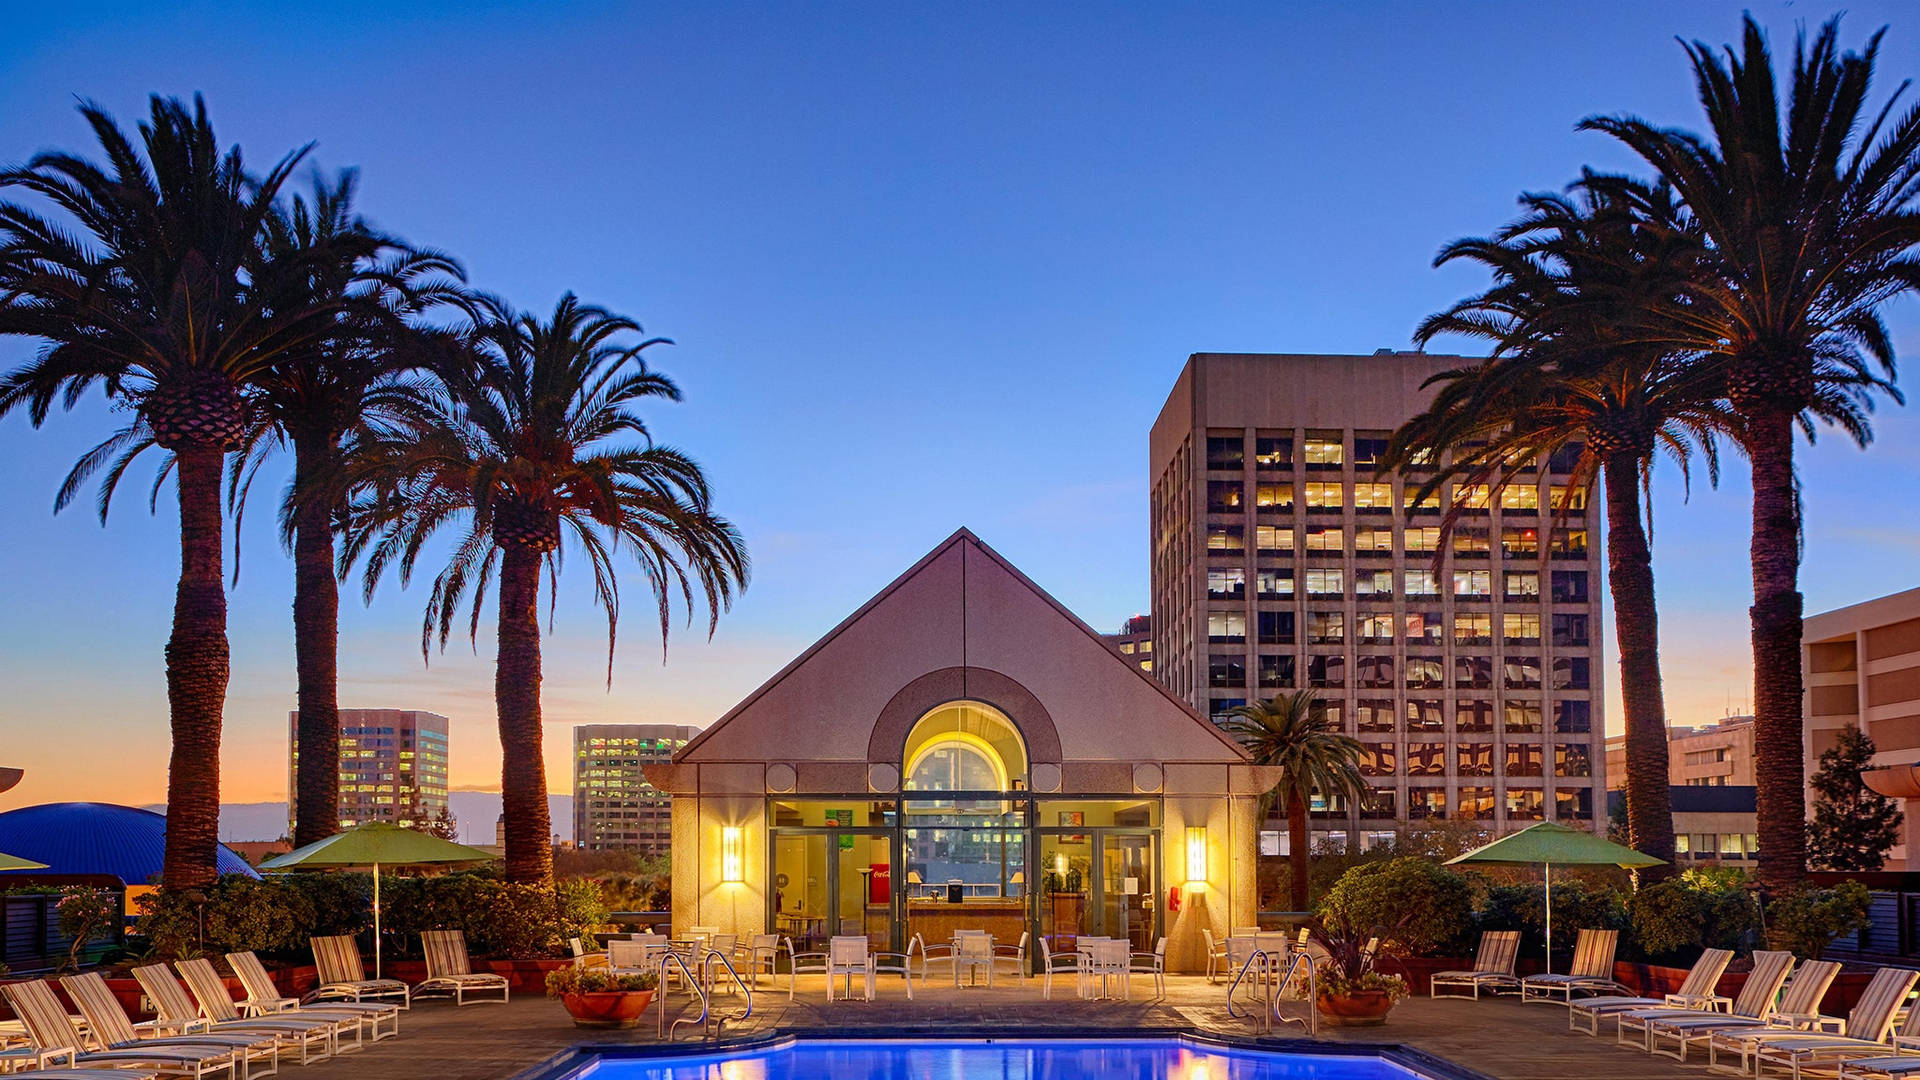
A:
[1765,881,1873,960]
[382,871,609,958]
[545,965,656,996]
[1316,857,1474,955]
[278,872,371,936]
[1476,878,1625,957]
[1626,869,1760,962]
[56,887,118,971]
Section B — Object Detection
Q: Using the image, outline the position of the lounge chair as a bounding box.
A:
[11,977,270,1080]
[226,952,400,1043]
[1429,931,1521,999]
[1520,928,1628,1003]
[1841,1056,1920,1080]
[1708,965,1920,1079]
[4,1072,163,1080]
[1611,951,1796,1050]
[126,966,330,1066]
[415,930,509,1006]
[825,936,874,1002]
[1632,958,1839,1061]
[308,936,410,1009]
[174,959,363,1061]
[1037,936,1083,1001]
[1568,947,1736,1035]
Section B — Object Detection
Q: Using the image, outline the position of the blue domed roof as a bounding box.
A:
[0,802,259,885]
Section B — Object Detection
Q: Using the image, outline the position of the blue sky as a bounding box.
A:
[3,2,1918,809]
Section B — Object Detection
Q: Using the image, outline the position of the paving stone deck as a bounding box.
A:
[289,976,1737,1080]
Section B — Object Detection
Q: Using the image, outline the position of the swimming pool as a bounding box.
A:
[545,1036,1461,1080]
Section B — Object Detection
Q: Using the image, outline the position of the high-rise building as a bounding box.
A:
[573,724,700,854]
[1102,615,1154,674]
[1149,352,1607,846]
[288,708,450,834]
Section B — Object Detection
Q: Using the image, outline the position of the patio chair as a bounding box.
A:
[567,939,609,970]
[1610,950,1795,1051]
[415,930,510,1006]
[992,932,1029,981]
[1129,937,1168,1000]
[1428,930,1521,999]
[870,942,915,1001]
[1629,956,1836,1061]
[1079,937,1129,1000]
[1519,928,1628,1003]
[175,959,364,1062]
[1567,947,1735,1036]
[1231,926,1260,937]
[1707,965,1920,1078]
[17,976,273,1080]
[308,936,410,1009]
[826,936,874,1002]
[785,937,828,1000]
[226,952,400,1043]
[1037,936,1084,1001]
[1201,928,1229,984]
[914,933,955,986]
[954,932,994,988]
[737,934,781,985]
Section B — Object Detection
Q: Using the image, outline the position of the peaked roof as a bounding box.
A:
[678,527,1248,763]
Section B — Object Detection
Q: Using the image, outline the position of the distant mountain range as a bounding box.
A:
[149,793,575,845]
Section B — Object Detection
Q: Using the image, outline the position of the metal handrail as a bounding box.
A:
[656,951,706,1040]
[1272,949,1317,1037]
[1224,948,1277,1017]
[1223,947,1318,1036]
[700,949,754,1036]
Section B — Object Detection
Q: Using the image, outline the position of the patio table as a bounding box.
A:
[1076,937,1129,1000]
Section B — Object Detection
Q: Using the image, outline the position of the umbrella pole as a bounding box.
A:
[373,862,382,980]
[1543,862,1552,976]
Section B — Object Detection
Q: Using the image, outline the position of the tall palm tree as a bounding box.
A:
[344,294,749,883]
[1221,690,1368,911]
[231,169,471,847]
[1582,15,1919,889]
[1385,176,1732,882]
[0,96,346,888]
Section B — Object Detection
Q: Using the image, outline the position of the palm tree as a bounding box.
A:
[231,169,471,848]
[345,294,749,883]
[1582,16,1919,889]
[1385,175,1732,882]
[1221,690,1368,911]
[0,96,347,888]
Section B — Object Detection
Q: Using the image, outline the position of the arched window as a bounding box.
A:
[902,701,1027,793]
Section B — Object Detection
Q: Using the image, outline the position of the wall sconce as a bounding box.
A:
[721,826,744,883]
[1185,825,1208,893]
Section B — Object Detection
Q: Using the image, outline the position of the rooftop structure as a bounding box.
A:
[572,723,699,854]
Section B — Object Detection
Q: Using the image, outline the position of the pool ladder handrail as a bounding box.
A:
[699,948,755,1037]
[660,948,756,1040]
[656,950,705,1040]
[1223,947,1317,1037]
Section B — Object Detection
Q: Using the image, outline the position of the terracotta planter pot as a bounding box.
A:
[558,990,655,1029]
[1317,989,1395,1026]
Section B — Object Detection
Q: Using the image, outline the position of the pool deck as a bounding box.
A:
[285,975,1739,1080]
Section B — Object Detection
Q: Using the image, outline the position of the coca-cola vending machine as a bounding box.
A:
[868,862,890,906]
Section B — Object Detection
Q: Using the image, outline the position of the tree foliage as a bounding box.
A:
[1806,726,1902,872]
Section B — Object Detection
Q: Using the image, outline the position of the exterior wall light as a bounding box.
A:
[1185,825,1208,893]
[721,825,744,883]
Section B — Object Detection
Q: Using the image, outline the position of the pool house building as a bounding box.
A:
[649,529,1275,974]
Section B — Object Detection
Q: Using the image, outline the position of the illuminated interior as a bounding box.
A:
[902,701,1028,792]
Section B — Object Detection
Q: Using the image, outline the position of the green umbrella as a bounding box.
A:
[1446,821,1662,974]
[261,823,494,978]
[0,851,49,871]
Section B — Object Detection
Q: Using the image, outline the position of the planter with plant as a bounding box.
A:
[1309,915,1409,1025]
[545,965,658,1028]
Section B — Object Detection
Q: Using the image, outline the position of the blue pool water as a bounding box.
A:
[573,1038,1436,1080]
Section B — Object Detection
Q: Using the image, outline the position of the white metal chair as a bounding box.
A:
[1037,936,1084,1001]
[826,936,874,1002]
[1129,937,1168,1000]
[1201,928,1229,984]
[991,932,1029,981]
[737,934,780,985]
[785,937,829,1000]
[1079,937,1128,1000]
[870,942,915,1000]
[915,933,955,986]
[568,938,609,970]
[954,932,994,988]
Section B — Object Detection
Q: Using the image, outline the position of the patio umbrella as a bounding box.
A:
[260,823,494,978]
[1446,821,1662,974]
[0,850,48,871]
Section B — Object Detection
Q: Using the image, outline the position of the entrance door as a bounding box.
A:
[771,830,894,952]
[1035,828,1157,950]
[1100,832,1157,952]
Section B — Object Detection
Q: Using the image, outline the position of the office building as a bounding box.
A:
[1149,352,1607,844]
[1604,715,1755,791]
[1103,614,1154,674]
[573,724,700,854]
[288,708,450,833]
[1805,586,1920,869]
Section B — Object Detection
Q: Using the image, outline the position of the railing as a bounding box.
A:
[655,951,705,1040]
[659,947,756,1041]
[1224,948,1317,1037]
[699,949,754,1037]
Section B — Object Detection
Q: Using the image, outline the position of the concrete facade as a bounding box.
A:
[1804,586,1920,869]
[1149,353,1607,843]
[288,708,450,834]
[572,724,699,854]
[1604,716,1755,791]
[649,530,1271,974]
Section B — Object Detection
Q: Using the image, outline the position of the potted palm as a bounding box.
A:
[1310,915,1409,1027]
[546,965,658,1028]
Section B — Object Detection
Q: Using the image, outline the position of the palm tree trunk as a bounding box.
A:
[496,544,553,884]
[1748,408,1807,891]
[161,444,228,890]
[1288,792,1310,911]
[1603,453,1675,881]
[291,433,341,848]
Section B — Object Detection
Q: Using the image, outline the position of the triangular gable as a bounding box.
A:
[678,528,1248,765]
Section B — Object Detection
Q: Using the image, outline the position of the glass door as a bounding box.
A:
[771,829,895,952]
[1101,831,1157,952]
